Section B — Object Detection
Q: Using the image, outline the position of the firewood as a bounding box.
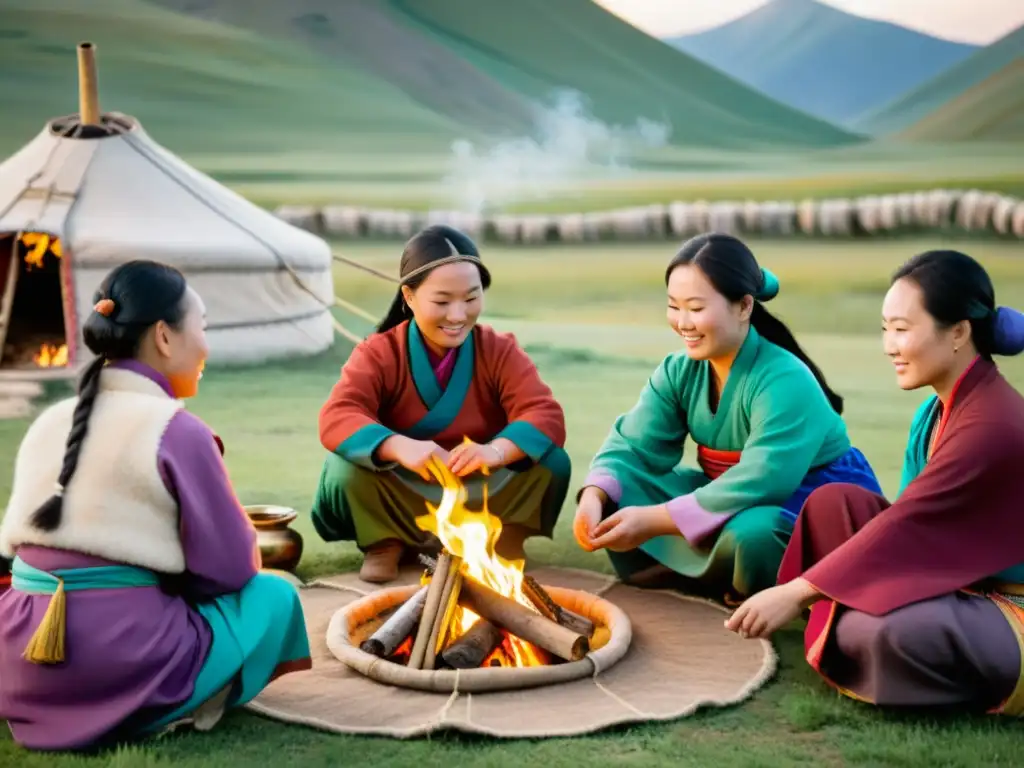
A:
[421,553,596,651]
[522,574,596,638]
[360,585,428,658]
[440,618,504,669]
[460,575,589,662]
[423,555,463,671]
[408,551,451,669]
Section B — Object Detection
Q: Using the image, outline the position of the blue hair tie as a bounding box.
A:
[992,306,1024,356]
[757,268,780,302]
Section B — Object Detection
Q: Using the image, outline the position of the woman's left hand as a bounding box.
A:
[447,441,504,477]
[588,504,676,551]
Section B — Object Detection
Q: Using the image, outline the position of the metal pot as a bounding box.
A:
[245,505,304,573]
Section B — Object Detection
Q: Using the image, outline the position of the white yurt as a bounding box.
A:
[0,45,334,373]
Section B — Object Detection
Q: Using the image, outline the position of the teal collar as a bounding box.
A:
[406,321,476,439]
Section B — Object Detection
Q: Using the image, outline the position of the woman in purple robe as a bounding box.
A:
[725,249,1024,715]
[0,260,311,751]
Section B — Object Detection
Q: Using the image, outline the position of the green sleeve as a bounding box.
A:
[495,421,553,462]
[692,368,830,513]
[897,396,937,498]
[336,424,398,471]
[589,356,690,480]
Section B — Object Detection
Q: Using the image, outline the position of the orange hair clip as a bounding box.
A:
[94,298,115,317]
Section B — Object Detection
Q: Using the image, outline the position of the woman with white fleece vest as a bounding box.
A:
[0,260,311,751]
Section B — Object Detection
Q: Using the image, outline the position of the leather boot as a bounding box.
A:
[359,540,404,583]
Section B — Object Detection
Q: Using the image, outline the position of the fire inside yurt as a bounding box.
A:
[0,232,72,371]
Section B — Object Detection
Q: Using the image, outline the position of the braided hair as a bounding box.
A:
[30,260,189,531]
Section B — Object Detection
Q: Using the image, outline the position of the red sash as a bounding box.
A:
[697,444,741,480]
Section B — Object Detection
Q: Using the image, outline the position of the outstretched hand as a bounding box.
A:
[588,504,676,552]
[724,579,820,639]
[573,492,604,551]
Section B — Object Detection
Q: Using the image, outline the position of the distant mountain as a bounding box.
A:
[856,24,1024,139]
[666,0,978,127]
[150,0,857,150]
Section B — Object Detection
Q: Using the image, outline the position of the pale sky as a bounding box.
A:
[595,0,1024,45]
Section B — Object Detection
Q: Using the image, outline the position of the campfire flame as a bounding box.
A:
[35,344,68,368]
[416,448,548,668]
[19,232,62,271]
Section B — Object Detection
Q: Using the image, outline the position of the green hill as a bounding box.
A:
[150,0,858,151]
[856,24,1024,137]
[900,59,1024,142]
[146,0,540,138]
[0,0,465,158]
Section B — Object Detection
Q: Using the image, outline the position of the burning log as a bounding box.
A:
[460,577,589,662]
[360,585,428,658]
[522,574,596,638]
[408,551,452,670]
[440,618,504,669]
[423,555,463,671]
[559,611,594,639]
[420,554,596,641]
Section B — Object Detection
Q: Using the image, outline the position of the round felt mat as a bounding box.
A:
[245,566,777,739]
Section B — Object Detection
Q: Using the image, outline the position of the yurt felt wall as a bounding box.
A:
[0,113,335,367]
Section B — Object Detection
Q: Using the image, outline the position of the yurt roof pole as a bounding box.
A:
[77,42,100,125]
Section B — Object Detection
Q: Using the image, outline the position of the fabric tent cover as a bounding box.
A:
[247,566,778,739]
[0,113,335,365]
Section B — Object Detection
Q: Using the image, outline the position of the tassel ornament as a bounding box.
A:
[22,578,67,664]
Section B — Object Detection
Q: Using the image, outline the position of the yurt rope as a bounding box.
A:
[331,253,398,284]
[119,133,381,345]
[327,252,402,337]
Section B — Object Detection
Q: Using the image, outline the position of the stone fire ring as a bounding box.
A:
[327,583,632,693]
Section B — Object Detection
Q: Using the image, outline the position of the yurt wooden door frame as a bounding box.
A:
[0,237,16,361]
[0,230,78,375]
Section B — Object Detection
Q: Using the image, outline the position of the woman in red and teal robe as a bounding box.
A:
[575,234,881,601]
[313,225,570,583]
[727,250,1024,714]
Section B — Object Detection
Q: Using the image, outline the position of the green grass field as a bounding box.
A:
[3,239,1024,767]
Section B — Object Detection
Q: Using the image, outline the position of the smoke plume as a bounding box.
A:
[440,89,670,215]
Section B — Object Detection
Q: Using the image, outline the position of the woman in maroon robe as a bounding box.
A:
[725,249,1024,714]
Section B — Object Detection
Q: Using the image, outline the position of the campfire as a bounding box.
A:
[359,455,594,671]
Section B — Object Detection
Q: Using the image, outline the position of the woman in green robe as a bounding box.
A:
[574,233,882,601]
